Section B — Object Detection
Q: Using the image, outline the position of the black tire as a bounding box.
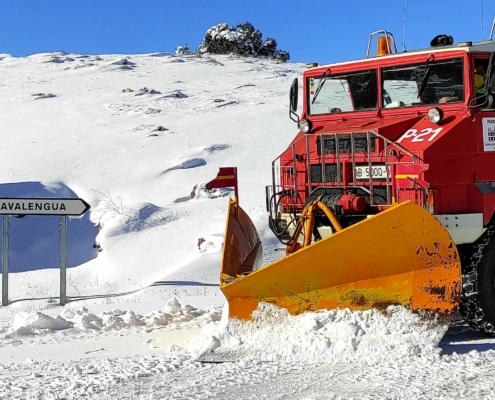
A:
[459,229,495,336]
[477,236,495,327]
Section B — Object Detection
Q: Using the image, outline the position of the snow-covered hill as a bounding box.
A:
[0,51,301,296]
[0,51,495,399]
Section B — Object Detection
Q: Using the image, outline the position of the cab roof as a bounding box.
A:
[308,39,495,71]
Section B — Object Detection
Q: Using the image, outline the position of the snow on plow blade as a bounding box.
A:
[220,198,461,324]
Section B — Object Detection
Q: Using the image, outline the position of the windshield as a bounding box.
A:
[382,58,464,108]
[308,69,378,115]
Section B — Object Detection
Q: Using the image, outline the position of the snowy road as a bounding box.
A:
[1,324,495,400]
[1,303,495,400]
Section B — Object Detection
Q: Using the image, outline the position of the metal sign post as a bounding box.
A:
[0,198,90,306]
[2,216,9,307]
[60,216,67,306]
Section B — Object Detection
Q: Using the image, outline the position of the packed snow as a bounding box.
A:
[189,303,449,364]
[0,50,494,399]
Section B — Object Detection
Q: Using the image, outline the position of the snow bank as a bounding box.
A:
[97,201,185,237]
[5,298,222,337]
[188,302,448,364]
[10,312,72,335]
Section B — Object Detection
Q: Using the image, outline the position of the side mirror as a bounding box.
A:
[485,52,495,94]
[289,77,299,123]
[290,78,298,112]
[486,94,494,109]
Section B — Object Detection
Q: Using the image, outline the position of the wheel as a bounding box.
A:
[459,228,495,336]
[476,235,495,328]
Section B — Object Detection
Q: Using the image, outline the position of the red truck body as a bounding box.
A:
[270,38,495,245]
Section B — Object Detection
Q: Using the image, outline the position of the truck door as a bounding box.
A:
[475,53,495,224]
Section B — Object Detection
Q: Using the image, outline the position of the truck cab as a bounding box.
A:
[269,31,495,247]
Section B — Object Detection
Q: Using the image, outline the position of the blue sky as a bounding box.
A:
[1,0,494,64]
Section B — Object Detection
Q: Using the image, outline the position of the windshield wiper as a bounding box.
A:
[417,54,434,99]
[311,68,331,104]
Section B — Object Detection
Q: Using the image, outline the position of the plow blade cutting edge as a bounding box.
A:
[220,198,461,325]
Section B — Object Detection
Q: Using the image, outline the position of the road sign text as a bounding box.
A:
[0,198,89,216]
[0,201,66,212]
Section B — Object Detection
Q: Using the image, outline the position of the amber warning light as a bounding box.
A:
[376,36,393,56]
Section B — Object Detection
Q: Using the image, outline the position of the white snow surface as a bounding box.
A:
[188,303,449,364]
[0,51,494,399]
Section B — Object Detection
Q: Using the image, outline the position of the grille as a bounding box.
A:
[368,187,388,205]
[310,164,341,183]
[316,134,376,155]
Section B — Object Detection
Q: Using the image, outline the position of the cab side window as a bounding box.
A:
[473,58,490,108]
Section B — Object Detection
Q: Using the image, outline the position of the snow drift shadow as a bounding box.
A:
[100,58,137,72]
[0,182,99,272]
[159,90,188,99]
[203,144,229,153]
[96,202,186,238]
[161,158,207,175]
[441,321,495,355]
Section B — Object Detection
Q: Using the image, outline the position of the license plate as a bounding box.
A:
[355,165,390,180]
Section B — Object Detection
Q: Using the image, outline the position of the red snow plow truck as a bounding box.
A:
[207,29,495,336]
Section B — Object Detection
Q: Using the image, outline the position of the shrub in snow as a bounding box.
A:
[175,43,193,55]
[197,22,290,62]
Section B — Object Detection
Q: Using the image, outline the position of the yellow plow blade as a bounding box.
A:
[220,198,461,324]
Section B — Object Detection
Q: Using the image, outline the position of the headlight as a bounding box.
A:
[298,119,312,133]
[428,107,444,124]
